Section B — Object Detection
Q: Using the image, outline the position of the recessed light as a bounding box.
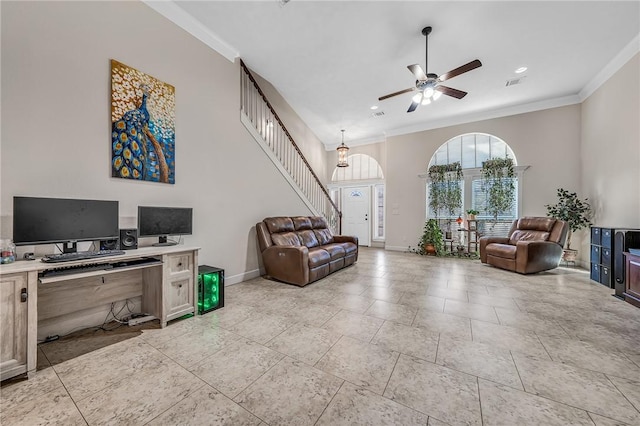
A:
[515,66,528,74]
[370,105,378,110]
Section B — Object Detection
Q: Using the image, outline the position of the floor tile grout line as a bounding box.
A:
[477,376,485,426]
[509,350,527,392]
[312,379,346,426]
[230,353,288,402]
[143,381,209,425]
[381,351,401,397]
[604,373,640,415]
[51,366,90,426]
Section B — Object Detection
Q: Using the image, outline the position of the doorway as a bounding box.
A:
[341,186,371,246]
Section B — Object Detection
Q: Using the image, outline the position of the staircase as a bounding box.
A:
[240,60,341,233]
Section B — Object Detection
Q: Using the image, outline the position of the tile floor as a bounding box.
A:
[2,248,640,425]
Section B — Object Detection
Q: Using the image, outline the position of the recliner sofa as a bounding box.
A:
[479,217,568,274]
[256,216,358,286]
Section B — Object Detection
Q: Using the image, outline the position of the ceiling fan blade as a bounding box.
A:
[378,87,415,101]
[438,59,482,82]
[436,85,467,99]
[407,64,427,81]
[407,93,423,113]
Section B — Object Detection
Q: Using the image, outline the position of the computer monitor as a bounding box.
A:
[13,196,119,253]
[137,206,193,246]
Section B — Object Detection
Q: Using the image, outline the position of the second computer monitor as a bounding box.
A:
[137,206,193,246]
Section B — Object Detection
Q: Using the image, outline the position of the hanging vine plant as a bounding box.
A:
[428,162,463,219]
[481,157,515,222]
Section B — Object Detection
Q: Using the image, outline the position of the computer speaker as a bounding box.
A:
[119,229,138,250]
[100,239,119,251]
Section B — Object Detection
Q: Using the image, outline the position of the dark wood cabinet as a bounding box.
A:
[590,227,640,298]
[624,252,640,308]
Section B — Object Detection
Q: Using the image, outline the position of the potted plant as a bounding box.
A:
[481,157,516,223]
[545,188,593,261]
[428,162,462,239]
[410,219,444,256]
[466,209,479,220]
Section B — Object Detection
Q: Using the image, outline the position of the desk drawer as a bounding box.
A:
[168,253,193,275]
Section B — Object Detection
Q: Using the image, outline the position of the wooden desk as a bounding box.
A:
[623,251,640,308]
[0,245,199,381]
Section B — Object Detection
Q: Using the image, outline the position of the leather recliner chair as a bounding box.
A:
[479,217,568,274]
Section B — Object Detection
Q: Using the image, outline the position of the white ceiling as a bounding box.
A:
[152,1,639,149]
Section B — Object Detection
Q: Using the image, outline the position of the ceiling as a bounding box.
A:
[153,1,639,149]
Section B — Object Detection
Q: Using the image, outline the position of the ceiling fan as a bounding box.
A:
[379,26,482,113]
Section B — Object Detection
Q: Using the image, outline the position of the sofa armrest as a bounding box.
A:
[515,240,563,274]
[262,245,309,286]
[334,235,358,246]
[479,236,510,263]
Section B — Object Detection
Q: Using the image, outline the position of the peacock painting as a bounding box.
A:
[111,60,175,184]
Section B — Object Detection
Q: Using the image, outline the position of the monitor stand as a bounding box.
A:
[152,236,177,247]
[62,241,78,253]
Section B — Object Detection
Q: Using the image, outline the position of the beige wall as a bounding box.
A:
[0,1,315,282]
[581,53,640,234]
[380,105,583,251]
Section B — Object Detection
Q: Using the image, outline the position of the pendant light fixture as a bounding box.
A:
[336,129,349,167]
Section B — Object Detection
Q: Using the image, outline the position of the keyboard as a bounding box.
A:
[40,263,115,278]
[41,249,126,263]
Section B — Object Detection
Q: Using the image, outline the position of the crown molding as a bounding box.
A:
[579,33,640,102]
[142,0,238,62]
[324,94,581,151]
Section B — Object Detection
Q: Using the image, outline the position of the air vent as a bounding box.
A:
[371,111,385,117]
[506,76,526,87]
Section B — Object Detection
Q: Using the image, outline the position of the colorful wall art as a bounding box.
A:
[111,59,175,184]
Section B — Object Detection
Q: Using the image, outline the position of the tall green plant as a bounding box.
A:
[481,157,515,222]
[545,188,592,250]
[428,162,463,219]
[410,219,445,256]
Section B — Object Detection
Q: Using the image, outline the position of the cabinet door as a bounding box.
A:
[1,273,28,381]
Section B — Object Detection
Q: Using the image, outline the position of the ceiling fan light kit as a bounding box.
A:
[378,26,482,113]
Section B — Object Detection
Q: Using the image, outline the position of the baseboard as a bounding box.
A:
[225,268,261,286]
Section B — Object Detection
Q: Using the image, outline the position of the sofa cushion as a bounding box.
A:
[298,230,320,248]
[509,230,550,245]
[486,243,517,259]
[271,232,302,247]
[321,243,346,260]
[265,217,295,233]
[517,217,556,232]
[308,247,330,267]
[310,216,329,229]
[292,217,313,230]
[314,228,334,245]
[338,242,358,256]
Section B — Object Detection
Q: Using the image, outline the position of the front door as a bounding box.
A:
[342,186,370,246]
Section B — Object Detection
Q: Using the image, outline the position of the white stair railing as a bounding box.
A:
[240,60,341,233]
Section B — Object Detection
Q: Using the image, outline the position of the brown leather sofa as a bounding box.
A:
[256,216,358,286]
[479,217,568,274]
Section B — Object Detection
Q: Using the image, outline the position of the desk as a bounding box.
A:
[0,245,199,381]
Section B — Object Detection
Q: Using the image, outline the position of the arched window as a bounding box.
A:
[331,153,384,181]
[330,154,385,241]
[426,133,524,236]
